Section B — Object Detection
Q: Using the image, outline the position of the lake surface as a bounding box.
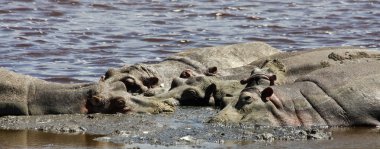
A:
[0,0,379,81]
[0,0,380,148]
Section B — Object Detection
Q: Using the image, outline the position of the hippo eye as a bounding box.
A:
[243,96,253,103]
[182,89,199,98]
[187,89,197,95]
[122,77,142,93]
[125,77,135,84]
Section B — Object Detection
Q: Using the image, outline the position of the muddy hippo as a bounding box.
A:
[0,68,173,116]
[211,57,380,127]
[103,42,279,95]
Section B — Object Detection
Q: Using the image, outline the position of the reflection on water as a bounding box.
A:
[0,130,123,149]
[1,128,380,149]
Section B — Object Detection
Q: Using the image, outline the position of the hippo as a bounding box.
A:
[0,42,278,116]
[150,74,244,108]
[0,68,173,116]
[211,50,380,127]
[150,47,380,109]
[224,46,380,84]
[103,42,279,96]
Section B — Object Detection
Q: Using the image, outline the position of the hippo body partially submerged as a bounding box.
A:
[0,42,278,116]
[229,47,380,85]
[213,49,380,127]
[1,41,379,128]
[103,42,279,95]
[0,68,95,116]
[0,67,173,116]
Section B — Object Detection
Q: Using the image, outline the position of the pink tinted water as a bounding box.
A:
[0,0,379,81]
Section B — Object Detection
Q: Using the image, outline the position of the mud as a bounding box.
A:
[0,107,331,147]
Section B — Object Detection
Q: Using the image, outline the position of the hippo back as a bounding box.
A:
[296,61,380,126]
[0,68,38,115]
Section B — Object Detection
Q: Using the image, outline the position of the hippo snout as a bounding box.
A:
[107,97,131,114]
[235,90,259,110]
[235,95,252,110]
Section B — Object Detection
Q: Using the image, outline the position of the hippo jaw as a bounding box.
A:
[87,76,174,114]
[86,96,131,114]
[86,77,132,114]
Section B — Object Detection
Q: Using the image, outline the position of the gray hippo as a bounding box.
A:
[103,42,279,95]
[211,49,380,127]
[225,46,380,84]
[0,42,278,116]
[146,47,380,109]
[0,68,173,116]
[145,74,244,108]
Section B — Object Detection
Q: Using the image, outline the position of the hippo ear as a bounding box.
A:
[240,78,248,84]
[240,76,256,85]
[205,66,218,76]
[261,87,273,102]
[143,77,159,88]
[104,68,118,80]
[269,75,277,86]
[180,69,193,78]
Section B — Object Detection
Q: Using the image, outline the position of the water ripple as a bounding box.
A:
[0,0,378,81]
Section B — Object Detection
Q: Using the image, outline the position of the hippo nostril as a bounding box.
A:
[116,99,125,105]
[226,94,233,97]
[91,96,102,105]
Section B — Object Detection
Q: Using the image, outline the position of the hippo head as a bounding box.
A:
[210,67,280,124]
[235,67,277,110]
[240,67,277,87]
[86,75,174,114]
[210,85,280,125]
[103,65,160,95]
[165,76,217,106]
[179,66,218,78]
[163,69,243,108]
[86,76,130,114]
[235,86,280,111]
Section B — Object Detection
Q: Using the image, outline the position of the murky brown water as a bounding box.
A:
[1,128,380,149]
[0,130,122,149]
[0,0,379,81]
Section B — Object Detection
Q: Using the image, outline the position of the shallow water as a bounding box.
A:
[1,128,380,149]
[0,0,379,81]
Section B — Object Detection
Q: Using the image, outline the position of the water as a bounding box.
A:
[0,0,379,81]
[1,128,380,149]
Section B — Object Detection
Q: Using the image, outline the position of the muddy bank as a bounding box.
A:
[0,107,331,146]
